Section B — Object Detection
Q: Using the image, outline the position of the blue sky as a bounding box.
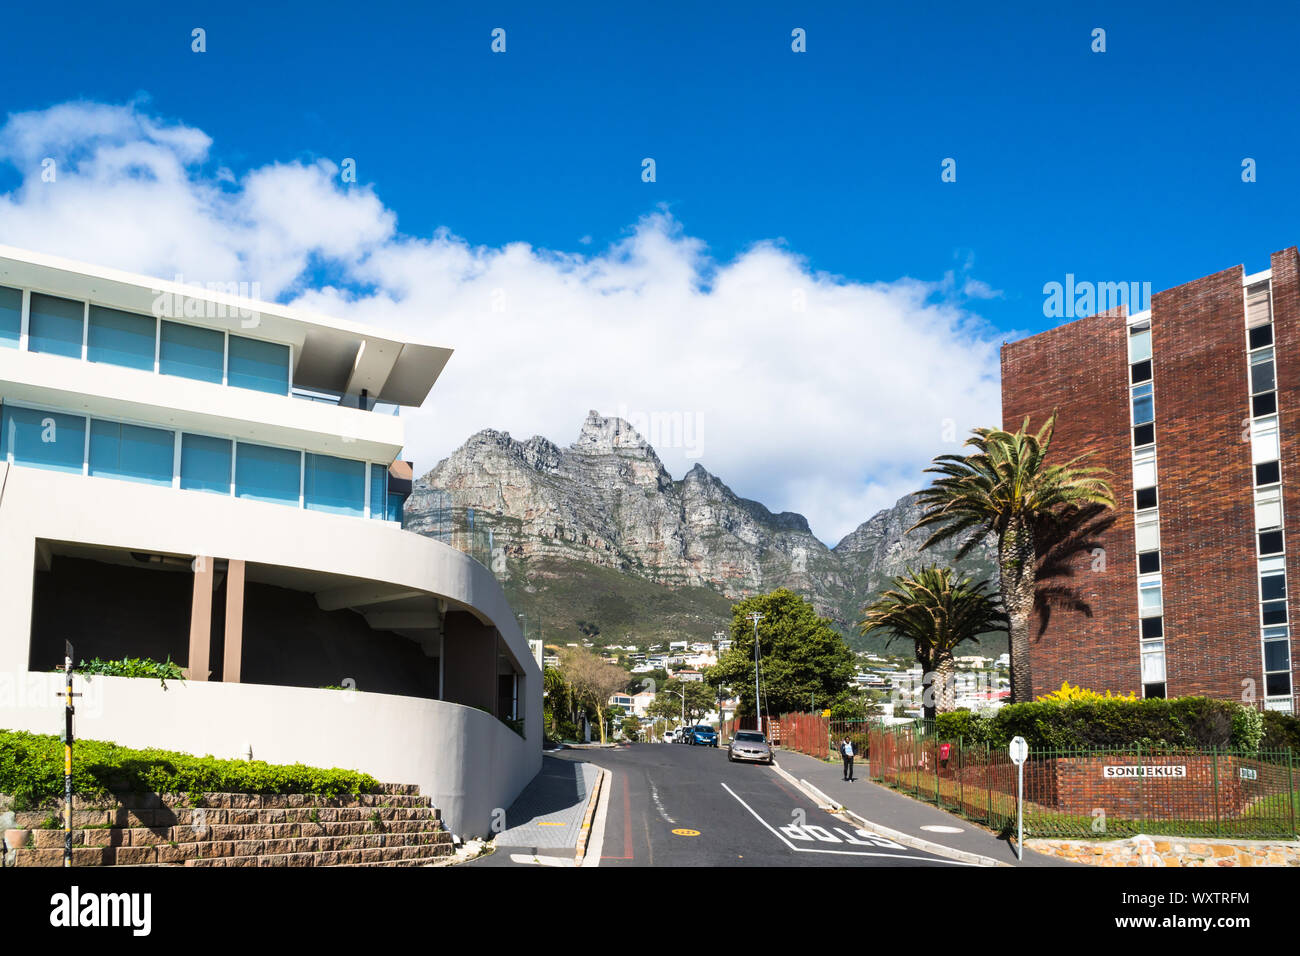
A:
[1,1,1298,540]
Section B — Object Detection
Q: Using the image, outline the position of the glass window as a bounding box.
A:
[1141,616,1163,639]
[159,320,223,384]
[1128,326,1152,364]
[180,434,232,495]
[1251,417,1279,465]
[1130,359,1152,384]
[1249,324,1273,349]
[0,285,20,348]
[369,463,388,519]
[1246,284,1272,327]
[1135,486,1157,510]
[1133,448,1157,488]
[304,453,364,516]
[1139,577,1163,617]
[1135,513,1160,552]
[1140,645,1165,684]
[1265,672,1292,697]
[1259,530,1285,555]
[1133,423,1155,448]
[87,305,156,371]
[1,405,86,473]
[1256,461,1281,486]
[1262,600,1288,626]
[1131,383,1154,426]
[1253,392,1278,417]
[88,420,174,486]
[28,293,84,359]
[228,335,290,395]
[387,492,405,523]
[1256,487,1283,530]
[1138,551,1160,574]
[1250,350,1275,394]
[1261,572,1287,602]
[235,442,300,505]
[1264,638,1290,673]
[1143,682,1167,700]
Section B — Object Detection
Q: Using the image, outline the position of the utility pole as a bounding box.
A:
[749,612,763,735]
[58,641,80,868]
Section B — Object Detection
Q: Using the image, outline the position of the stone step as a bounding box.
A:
[119,830,453,865]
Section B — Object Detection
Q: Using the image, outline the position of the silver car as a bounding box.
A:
[727,730,773,765]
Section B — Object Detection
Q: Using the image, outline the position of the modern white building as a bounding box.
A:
[0,245,541,837]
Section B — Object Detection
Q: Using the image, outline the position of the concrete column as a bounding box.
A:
[187,556,214,681]
[223,559,245,682]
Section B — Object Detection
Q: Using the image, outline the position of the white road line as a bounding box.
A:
[647,774,676,825]
[719,782,976,866]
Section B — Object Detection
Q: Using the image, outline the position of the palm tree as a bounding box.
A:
[910,412,1114,703]
[859,566,1007,718]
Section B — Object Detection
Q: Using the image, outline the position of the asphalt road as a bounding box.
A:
[571,742,971,867]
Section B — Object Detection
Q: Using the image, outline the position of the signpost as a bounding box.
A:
[1009,735,1028,861]
[58,641,80,869]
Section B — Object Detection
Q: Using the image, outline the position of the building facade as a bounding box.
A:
[1002,247,1300,713]
[0,245,542,835]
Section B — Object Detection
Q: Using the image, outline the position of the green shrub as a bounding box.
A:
[66,656,186,689]
[928,697,1263,751]
[0,729,381,810]
[1261,710,1300,752]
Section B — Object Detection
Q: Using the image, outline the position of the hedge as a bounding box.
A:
[932,697,1283,751]
[0,730,382,810]
[1262,710,1300,752]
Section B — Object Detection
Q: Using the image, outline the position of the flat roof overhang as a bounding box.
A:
[0,244,452,407]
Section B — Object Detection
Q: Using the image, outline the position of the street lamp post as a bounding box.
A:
[666,689,685,740]
[749,611,763,734]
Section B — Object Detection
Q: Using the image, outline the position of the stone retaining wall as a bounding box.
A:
[1027,834,1300,867]
[1,784,454,867]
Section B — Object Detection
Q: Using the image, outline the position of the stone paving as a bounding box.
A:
[491,756,599,851]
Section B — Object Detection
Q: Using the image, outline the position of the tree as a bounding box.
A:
[858,566,1008,718]
[911,412,1114,703]
[619,715,641,742]
[707,589,856,721]
[558,646,628,744]
[542,665,570,736]
[647,678,715,727]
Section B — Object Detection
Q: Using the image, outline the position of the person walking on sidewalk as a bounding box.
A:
[840,737,855,781]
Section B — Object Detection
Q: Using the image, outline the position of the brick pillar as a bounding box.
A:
[188,556,214,681]
[223,559,245,682]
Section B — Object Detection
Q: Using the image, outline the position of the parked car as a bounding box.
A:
[687,725,718,747]
[728,730,773,765]
[663,729,678,744]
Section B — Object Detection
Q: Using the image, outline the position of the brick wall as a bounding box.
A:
[1001,308,1136,696]
[1150,265,1257,698]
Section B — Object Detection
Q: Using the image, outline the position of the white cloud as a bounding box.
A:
[0,101,1003,544]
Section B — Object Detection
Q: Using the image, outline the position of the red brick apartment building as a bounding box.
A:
[1002,248,1300,713]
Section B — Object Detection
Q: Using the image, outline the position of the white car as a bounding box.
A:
[663,729,678,743]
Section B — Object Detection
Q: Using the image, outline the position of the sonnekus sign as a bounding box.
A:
[1103,765,1187,779]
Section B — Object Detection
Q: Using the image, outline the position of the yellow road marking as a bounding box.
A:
[672,828,701,837]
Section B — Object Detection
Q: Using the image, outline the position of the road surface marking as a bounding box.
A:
[647,774,677,825]
[672,828,700,836]
[719,782,976,866]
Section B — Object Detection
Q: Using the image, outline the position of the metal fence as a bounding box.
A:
[868,722,1299,840]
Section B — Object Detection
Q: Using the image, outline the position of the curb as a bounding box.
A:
[771,759,1006,868]
[574,766,608,865]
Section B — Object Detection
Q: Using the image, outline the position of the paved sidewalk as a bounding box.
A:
[775,749,1067,866]
[486,756,600,858]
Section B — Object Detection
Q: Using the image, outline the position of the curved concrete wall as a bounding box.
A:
[0,462,543,836]
[1,673,535,838]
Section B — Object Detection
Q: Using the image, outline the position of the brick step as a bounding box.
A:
[17,804,438,831]
[27,816,444,850]
[186,843,451,867]
[35,791,433,817]
[12,831,452,867]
